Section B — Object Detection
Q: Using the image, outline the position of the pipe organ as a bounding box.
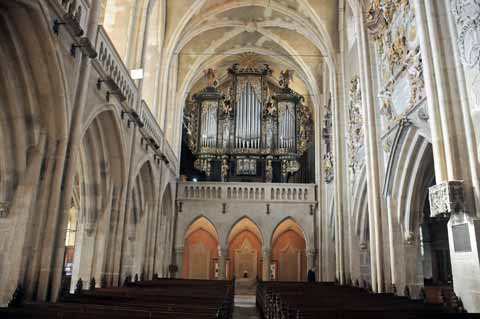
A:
[184,63,312,183]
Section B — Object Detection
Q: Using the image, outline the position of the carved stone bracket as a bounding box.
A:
[84,222,95,237]
[176,200,183,213]
[429,180,465,217]
[222,203,227,214]
[404,231,415,245]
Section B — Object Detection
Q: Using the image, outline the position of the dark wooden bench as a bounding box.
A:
[1,278,234,319]
[256,280,477,319]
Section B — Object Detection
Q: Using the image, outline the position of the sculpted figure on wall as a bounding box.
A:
[368,0,426,123]
[407,48,424,108]
[347,76,364,181]
[322,95,334,183]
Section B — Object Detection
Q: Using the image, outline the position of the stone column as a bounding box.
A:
[70,222,97,293]
[174,247,184,278]
[413,0,480,312]
[262,248,271,281]
[307,249,316,274]
[354,4,385,293]
[217,248,228,280]
[37,1,103,302]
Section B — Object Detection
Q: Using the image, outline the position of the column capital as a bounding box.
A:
[429,180,465,217]
[218,247,228,257]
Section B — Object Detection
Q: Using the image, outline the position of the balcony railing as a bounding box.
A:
[139,100,164,150]
[95,26,138,112]
[90,25,179,172]
[177,182,316,203]
[164,140,178,171]
[54,0,90,32]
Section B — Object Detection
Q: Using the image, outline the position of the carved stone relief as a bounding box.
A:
[451,0,480,70]
[347,76,364,182]
[367,0,426,123]
[429,180,465,217]
[322,95,334,183]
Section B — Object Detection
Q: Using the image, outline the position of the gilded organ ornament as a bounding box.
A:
[183,62,312,183]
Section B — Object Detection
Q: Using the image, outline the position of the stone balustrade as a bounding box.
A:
[53,0,90,32]
[177,182,316,203]
[164,140,178,172]
[139,100,164,150]
[95,26,138,112]
[92,27,179,171]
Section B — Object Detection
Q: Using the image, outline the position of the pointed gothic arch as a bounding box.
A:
[271,218,307,281]
[182,216,219,279]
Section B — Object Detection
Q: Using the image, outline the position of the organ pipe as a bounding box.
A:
[186,64,311,181]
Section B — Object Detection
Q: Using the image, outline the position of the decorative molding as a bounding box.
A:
[368,0,425,123]
[429,180,465,217]
[404,231,415,245]
[322,95,334,183]
[451,0,480,69]
[347,76,364,182]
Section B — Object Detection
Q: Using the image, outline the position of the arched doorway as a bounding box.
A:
[420,183,452,286]
[387,132,453,297]
[227,218,263,281]
[272,218,307,281]
[182,217,219,279]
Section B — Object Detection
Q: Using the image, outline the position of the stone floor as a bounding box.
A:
[233,295,259,319]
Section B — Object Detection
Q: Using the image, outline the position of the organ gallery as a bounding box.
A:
[183,62,313,183]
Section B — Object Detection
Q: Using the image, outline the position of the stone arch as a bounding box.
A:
[271,217,308,249]
[0,1,71,304]
[386,125,444,296]
[160,0,337,161]
[121,160,157,280]
[182,216,219,279]
[183,215,220,241]
[225,215,264,248]
[271,218,307,281]
[155,183,175,276]
[352,165,368,247]
[226,216,264,280]
[69,109,129,290]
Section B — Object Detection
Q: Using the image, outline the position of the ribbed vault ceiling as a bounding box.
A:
[168,0,339,111]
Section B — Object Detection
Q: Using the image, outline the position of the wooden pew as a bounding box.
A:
[256,280,476,319]
[1,278,234,319]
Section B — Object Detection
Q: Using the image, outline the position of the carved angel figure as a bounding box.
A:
[263,100,277,118]
[222,99,233,116]
[279,69,294,89]
[203,68,217,87]
[407,49,424,107]
[378,89,394,120]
